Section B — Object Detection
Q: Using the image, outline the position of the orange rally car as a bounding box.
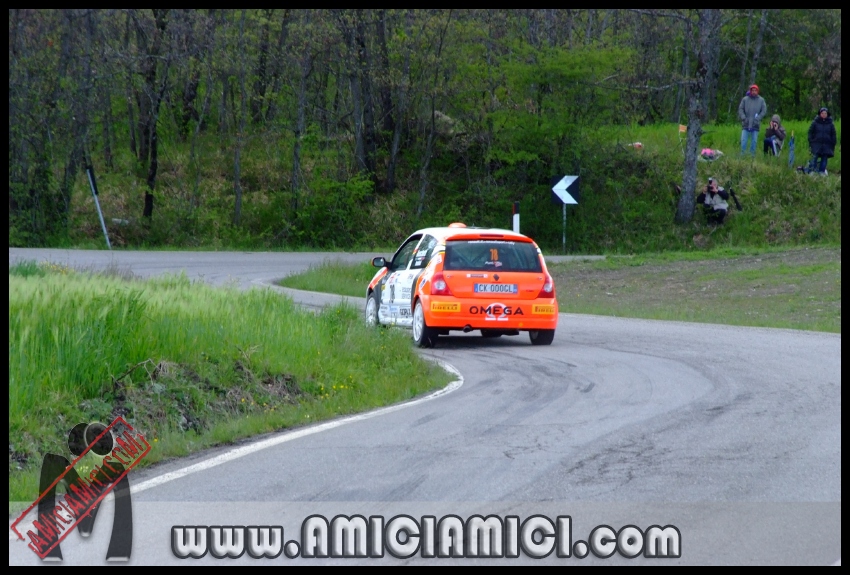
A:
[365,223,558,347]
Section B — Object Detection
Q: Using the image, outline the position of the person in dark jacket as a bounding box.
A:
[696,177,729,225]
[738,84,767,156]
[808,107,837,174]
[763,114,786,156]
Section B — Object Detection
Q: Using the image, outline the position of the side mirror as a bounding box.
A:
[371,256,387,268]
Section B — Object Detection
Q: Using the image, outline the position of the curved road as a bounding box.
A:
[8,249,841,565]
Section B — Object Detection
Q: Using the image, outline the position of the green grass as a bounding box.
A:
[9,261,453,503]
[547,246,841,333]
[274,247,841,333]
[278,260,380,297]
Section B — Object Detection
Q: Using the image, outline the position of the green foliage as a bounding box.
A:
[9,10,842,253]
[293,172,374,246]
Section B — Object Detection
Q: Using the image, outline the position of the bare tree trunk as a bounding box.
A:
[233,9,247,226]
[292,16,312,215]
[264,9,291,123]
[544,9,557,47]
[102,83,114,170]
[124,12,137,156]
[375,9,394,136]
[730,9,753,114]
[527,9,541,47]
[61,9,92,221]
[748,9,768,86]
[598,10,611,43]
[417,11,452,218]
[191,13,217,208]
[676,10,720,224]
[141,9,170,219]
[250,9,273,123]
[356,11,377,176]
[386,10,413,194]
[339,12,367,173]
[673,19,690,123]
[417,110,437,218]
[218,69,229,134]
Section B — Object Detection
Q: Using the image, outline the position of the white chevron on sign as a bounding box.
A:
[552,175,578,204]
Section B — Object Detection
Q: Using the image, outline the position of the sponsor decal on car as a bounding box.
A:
[401,287,411,299]
[466,273,488,278]
[532,305,556,314]
[469,304,524,321]
[431,302,461,312]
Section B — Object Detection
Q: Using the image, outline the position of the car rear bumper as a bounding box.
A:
[421,296,558,330]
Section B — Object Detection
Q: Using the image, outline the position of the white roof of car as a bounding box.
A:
[412,224,533,242]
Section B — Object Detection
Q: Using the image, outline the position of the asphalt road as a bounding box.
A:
[8,249,841,565]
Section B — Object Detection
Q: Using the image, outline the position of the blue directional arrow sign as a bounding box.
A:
[551,175,579,204]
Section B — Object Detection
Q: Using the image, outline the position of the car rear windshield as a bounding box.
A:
[444,239,542,272]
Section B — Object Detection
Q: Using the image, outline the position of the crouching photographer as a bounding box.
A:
[696,177,731,225]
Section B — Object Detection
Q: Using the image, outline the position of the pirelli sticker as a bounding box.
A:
[431,302,461,312]
[532,304,556,314]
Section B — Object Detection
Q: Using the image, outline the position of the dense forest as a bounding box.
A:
[8,9,842,250]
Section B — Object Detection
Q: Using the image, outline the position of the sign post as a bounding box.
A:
[551,175,579,254]
[512,201,520,233]
[86,165,112,250]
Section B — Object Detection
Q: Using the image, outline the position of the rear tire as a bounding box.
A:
[412,300,438,348]
[365,292,380,326]
[528,329,555,346]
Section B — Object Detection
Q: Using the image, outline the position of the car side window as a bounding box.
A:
[411,235,439,270]
[390,235,422,272]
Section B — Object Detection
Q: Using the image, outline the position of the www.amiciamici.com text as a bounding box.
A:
[172,514,681,559]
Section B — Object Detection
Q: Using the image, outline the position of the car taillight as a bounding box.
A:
[536,273,555,299]
[430,272,453,296]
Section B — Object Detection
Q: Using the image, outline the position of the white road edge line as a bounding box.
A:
[129,359,463,495]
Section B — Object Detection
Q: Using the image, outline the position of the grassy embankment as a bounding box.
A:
[43,120,839,254]
[9,261,453,504]
[278,245,841,333]
[549,120,841,254]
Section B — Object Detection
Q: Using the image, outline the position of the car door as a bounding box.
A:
[379,235,421,326]
[395,234,438,326]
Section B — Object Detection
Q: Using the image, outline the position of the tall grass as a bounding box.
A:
[9,264,452,500]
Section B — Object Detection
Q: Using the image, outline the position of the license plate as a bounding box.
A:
[474,283,518,294]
